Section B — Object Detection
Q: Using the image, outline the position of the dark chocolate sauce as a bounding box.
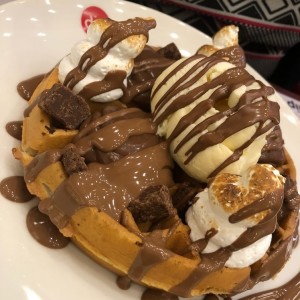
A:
[17,74,45,100]
[141,288,179,300]
[0,176,33,203]
[5,121,23,140]
[26,206,69,249]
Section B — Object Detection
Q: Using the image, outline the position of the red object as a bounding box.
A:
[81,6,108,32]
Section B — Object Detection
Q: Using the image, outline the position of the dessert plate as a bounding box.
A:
[0,0,299,299]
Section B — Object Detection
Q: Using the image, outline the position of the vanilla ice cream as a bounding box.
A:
[151,54,279,183]
[186,164,285,268]
[59,18,155,102]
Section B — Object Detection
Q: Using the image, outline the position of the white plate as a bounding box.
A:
[1,0,300,299]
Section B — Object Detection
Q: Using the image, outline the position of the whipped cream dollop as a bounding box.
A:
[59,18,155,102]
[186,164,285,268]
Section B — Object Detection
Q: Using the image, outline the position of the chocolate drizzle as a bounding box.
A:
[0,176,33,203]
[170,248,231,297]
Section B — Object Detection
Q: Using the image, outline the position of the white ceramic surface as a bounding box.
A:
[0,1,299,299]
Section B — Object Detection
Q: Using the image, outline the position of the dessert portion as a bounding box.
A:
[11,16,300,299]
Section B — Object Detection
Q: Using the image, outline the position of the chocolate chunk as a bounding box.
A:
[38,83,91,130]
[61,145,87,175]
[157,43,182,61]
[172,182,202,218]
[127,185,176,223]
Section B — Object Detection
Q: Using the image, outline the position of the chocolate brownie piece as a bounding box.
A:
[61,145,87,175]
[38,83,91,130]
[157,42,182,61]
[128,185,176,223]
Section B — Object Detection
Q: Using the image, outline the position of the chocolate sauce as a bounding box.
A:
[237,271,300,300]
[17,74,45,100]
[128,229,174,281]
[29,107,174,228]
[116,275,131,290]
[0,176,33,203]
[26,206,69,249]
[212,45,246,68]
[5,121,22,140]
[170,248,231,297]
[141,288,179,300]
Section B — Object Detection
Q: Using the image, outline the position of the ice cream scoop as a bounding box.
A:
[59,17,156,102]
[151,54,280,182]
[186,164,285,268]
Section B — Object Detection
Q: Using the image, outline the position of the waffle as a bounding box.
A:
[13,71,300,297]
[12,19,300,298]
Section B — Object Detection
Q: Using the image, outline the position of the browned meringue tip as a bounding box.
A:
[210,164,285,222]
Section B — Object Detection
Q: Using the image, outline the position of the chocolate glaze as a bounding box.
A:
[64,18,156,99]
[0,176,33,203]
[26,206,69,249]
[17,74,45,100]
[5,121,22,140]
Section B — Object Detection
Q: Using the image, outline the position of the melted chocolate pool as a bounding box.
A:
[5,121,22,140]
[17,74,45,100]
[26,206,69,249]
[0,176,33,203]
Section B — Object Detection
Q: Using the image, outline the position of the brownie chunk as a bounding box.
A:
[127,185,176,223]
[157,43,182,61]
[61,145,87,175]
[38,83,91,130]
